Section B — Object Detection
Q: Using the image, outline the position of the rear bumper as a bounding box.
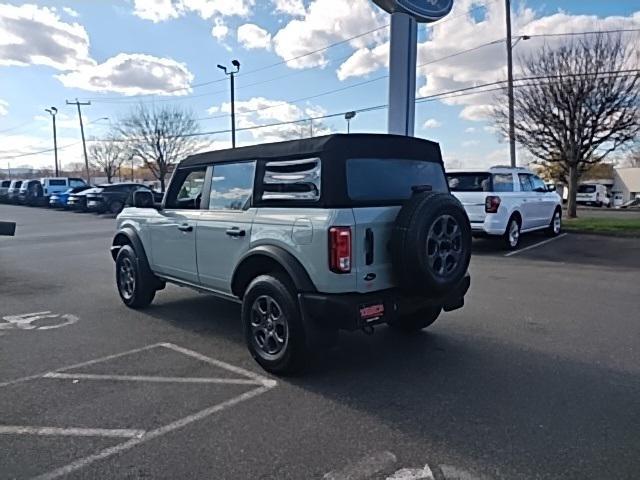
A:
[299,274,470,331]
[470,218,507,236]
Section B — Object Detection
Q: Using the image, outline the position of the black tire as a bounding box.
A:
[503,215,521,250]
[387,306,441,333]
[391,192,471,295]
[242,274,308,374]
[546,208,562,237]
[115,245,156,309]
[109,200,124,215]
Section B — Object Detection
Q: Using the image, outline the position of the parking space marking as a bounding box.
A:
[0,343,166,388]
[0,342,278,480]
[504,233,568,257]
[44,372,263,386]
[33,385,274,480]
[0,426,145,439]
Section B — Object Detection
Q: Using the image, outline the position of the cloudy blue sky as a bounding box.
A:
[0,0,638,170]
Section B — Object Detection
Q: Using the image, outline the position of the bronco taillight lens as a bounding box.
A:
[329,227,352,273]
[485,195,501,213]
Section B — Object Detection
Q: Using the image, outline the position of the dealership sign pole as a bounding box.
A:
[372,0,454,136]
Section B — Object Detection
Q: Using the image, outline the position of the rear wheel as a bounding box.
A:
[387,306,441,333]
[115,245,156,309]
[242,274,308,374]
[546,209,562,237]
[503,216,521,250]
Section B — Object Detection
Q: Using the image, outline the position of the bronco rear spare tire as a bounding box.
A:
[391,191,471,294]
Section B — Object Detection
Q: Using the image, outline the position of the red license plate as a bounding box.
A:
[360,303,385,320]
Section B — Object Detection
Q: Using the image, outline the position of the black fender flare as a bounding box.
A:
[111,228,165,290]
[231,245,317,298]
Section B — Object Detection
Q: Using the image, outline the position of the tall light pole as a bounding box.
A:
[505,0,516,167]
[45,107,58,176]
[218,60,240,148]
[345,111,356,134]
[66,99,91,182]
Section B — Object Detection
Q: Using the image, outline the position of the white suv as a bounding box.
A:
[447,167,562,249]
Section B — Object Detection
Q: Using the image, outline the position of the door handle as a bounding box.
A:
[178,224,193,232]
[226,227,246,238]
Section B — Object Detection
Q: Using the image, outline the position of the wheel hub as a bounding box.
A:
[426,214,462,278]
[250,295,288,358]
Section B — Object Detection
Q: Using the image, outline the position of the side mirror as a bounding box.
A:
[132,190,155,208]
[0,221,16,236]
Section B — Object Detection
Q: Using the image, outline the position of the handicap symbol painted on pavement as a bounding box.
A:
[0,311,79,333]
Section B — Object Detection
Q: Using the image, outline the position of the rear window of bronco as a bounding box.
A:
[347,158,448,201]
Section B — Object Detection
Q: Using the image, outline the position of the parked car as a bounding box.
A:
[18,179,46,206]
[111,134,472,374]
[7,180,23,204]
[68,185,106,212]
[49,185,93,209]
[576,183,611,208]
[0,180,11,202]
[87,183,161,215]
[40,177,87,198]
[447,166,562,249]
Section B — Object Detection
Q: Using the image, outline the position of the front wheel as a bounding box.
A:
[387,306,441,333]
[115,245,156,309]
[503,216,521,250]
[242,274,311,375]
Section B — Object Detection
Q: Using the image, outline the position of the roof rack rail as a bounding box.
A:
[490,165,528,170]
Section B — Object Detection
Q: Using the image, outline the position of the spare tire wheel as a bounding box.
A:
[391,191,471,294]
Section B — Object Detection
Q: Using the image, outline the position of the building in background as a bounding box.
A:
[612,167,640,207]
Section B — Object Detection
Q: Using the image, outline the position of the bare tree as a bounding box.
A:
[117,105,200,192]
[89,139,125,183]
[492,34,640,217]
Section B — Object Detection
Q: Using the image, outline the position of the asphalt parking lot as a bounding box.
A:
[1,204,639,480]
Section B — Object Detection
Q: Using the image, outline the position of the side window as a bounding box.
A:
[531,175,547,192]
[166,168,207,209]
[518,174,533,192]
[261,158,321,202]
[492,174,514,192]
[209,162,256,211]
[69,179,85,187]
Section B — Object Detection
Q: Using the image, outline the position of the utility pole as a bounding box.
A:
[217,60,240,148]
[505,0,517,167]
[131,155,135,181]
[66,99,91,183]
[45,107,59,176]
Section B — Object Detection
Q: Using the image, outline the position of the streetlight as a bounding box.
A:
[345,111,356,134]
[218,59,241,148]
[45,107,58,176]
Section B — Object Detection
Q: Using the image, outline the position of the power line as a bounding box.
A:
[524,28,640,39]
[4,68,637,160]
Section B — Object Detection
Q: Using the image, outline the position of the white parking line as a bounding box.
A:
[504,233,568,257]
[44,372,262,386]
[0,426,145,438]
[33,385,274,480]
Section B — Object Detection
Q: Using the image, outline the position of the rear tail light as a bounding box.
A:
[485,195,501,213]
[329,227,352,273]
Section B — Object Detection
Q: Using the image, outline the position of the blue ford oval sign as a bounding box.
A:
[372,0,454,22]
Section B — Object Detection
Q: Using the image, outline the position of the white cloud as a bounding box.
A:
[273,0,305,16]
[211,96,330,144]
[237,23,272,50]
[465,127,476,133]
[272,0,387,69]
[57,53,194,96]
[0,3,93,71]
[337,42,388,80]
[211,17,229,40]
[0,132,84,169]
[0,99,8,116]
[132,0,255,22]
[423,118,442,129]
[462,140,480,147]
[62,7,80,18]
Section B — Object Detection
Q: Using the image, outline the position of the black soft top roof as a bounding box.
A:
[180,133,442,169]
